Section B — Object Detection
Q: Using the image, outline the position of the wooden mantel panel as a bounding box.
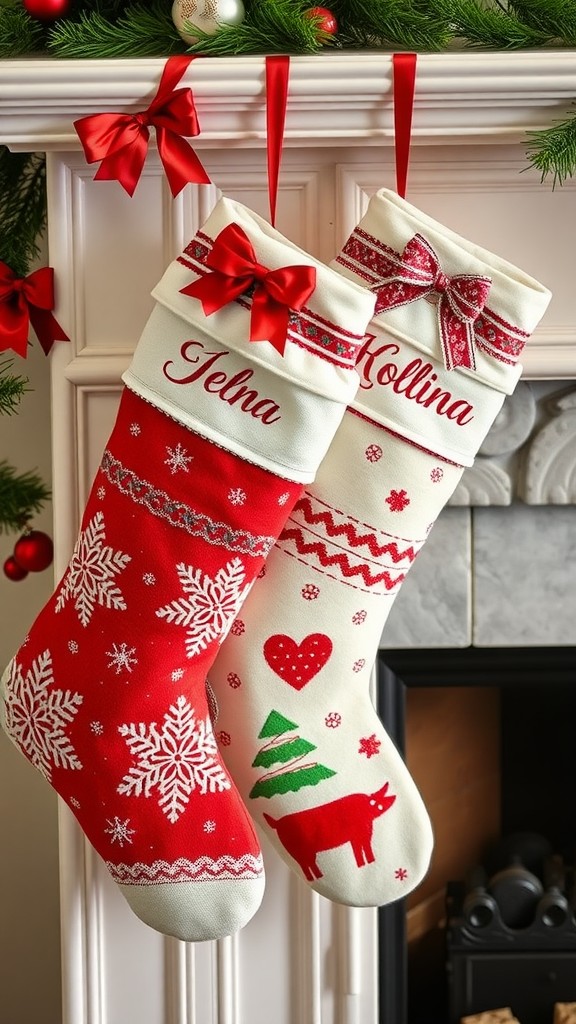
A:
[1,52,576,149]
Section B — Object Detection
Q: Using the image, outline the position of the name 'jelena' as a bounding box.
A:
[357,337,475,426]
[163,340,282,425]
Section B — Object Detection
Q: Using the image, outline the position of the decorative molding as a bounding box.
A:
[521,388,576,504]
[2,53,576,150]
[216,934,240,1024]
[449,461,513,506]
[478,383,537,457]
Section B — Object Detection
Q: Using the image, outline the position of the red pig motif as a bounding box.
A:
[263,782,396,881]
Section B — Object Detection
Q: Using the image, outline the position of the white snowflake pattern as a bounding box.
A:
[55,512,131,628]
[3,650,83,783]
[70,797,81,809]
[104,816,136,847]
[107,642,138,675]
[165,443,193,475]
[228,487,247,506]
[68,640,79,654]
[129,423,141,437]
[277,492,290,506]
[171,668,185,682]
[156,558,249,659]
[97,486,106,500]
[203,820,216,833]
[142,573,156,586]
[90,721,104,736]
[117,695,230,824]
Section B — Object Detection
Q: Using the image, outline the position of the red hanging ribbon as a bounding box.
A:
[0,262,69,358]
[392,53,417,200]
[373,233,492,371]
[265,55,290,228]
[181,222,316,356]
[74,55,211,197]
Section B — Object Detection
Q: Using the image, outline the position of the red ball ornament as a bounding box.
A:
[3,556,29,582]
[22,0,71,21]
[13,530,54,573]
[304,6,338,38]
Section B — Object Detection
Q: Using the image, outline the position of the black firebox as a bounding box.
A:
[377,646,576,1024]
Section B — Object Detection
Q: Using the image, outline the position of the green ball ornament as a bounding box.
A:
[172,0,246,45]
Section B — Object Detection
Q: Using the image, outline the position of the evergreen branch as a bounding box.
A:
[525,107,576,187]
[0,460,51,534]
[186,0,322,56]
[47,0,184,59]
[0,361,28,416]
[334,0,452,51]
[510,0,576,43]
[439,0,552,47]
[0,4,46,59]
[0,148,47,277]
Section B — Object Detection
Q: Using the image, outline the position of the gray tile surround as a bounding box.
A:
[377,382,576,652]
[380,508,471,649]
[473,505,576,647]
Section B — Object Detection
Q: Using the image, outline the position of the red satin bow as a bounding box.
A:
[74,55,210,197]
[0,262,69,358]
[375,233,492,371]
[181,222,317,356]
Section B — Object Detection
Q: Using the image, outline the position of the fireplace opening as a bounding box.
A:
[377,646,576,1024]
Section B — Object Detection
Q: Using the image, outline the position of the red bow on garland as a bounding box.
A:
[375,233,492,371]
[181,222,317,356]
[74,55,210,197]
[0,262,69,358]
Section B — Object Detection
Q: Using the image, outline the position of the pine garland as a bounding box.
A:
[526,107,576,187]
[184,0,322,57]
[439,0,552,48]
[0,359,27,417]
[0,3,46,59]
[0,148,50,537]
[47,0,183,59]
[0,460,51,534]
[0,149,46,278]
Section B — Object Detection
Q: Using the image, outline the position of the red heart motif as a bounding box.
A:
[263,633,333,690]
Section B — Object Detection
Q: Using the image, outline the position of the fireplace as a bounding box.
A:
[377,646,576,1024]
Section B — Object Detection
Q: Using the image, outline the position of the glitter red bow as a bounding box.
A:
[0,262,69,358]
[181,222,317,356]
[74,55,210,197]
[374,233,492,371]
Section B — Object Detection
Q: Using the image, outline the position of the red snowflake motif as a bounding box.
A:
[365,444,383,463]
[358,733,381,758]
[217,730,231,746]
[352,609,367,625]
[430,467,444,483]
[395,867,408,881]
[230,619,245,636]
[353,658,366,673]
[227,672,242,689]
[301,583,320,601]
[325,712,342,728]
[386,488,410,512]
[257,564,267,579]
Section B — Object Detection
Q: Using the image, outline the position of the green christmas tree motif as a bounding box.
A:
[249,709,336,800]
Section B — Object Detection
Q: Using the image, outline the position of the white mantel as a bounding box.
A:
[2,51,576,1024]
[2,51,576,147]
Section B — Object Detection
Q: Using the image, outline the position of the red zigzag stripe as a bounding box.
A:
[292,497,418,563]
[278,528,406,590]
